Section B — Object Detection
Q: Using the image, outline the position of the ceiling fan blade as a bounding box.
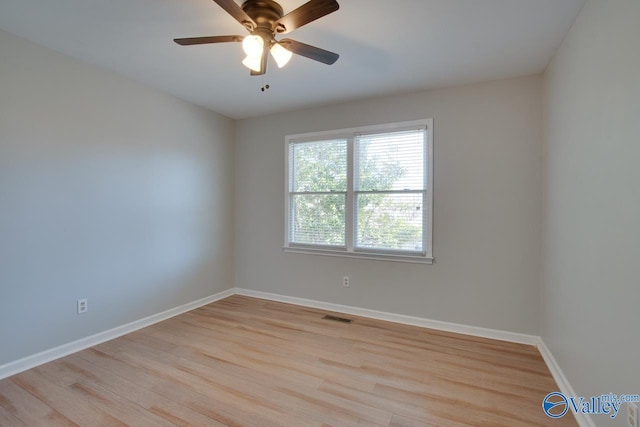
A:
[212,0,256,31]
[273,0,339,34]
[279,38,339,65]
[174,35,244,46]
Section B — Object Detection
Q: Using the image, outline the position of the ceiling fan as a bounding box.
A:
[174,0,340,76]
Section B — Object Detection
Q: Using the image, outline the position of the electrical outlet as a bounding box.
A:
[77,298,88,314]
[343,276,350,287]
[629,402,638,427]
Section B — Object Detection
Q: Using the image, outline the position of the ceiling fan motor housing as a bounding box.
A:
[242,0,285,33]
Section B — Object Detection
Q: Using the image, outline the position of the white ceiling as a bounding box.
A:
[0,0,585,119]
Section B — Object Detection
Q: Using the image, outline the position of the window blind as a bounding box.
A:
[288,139,347,247]
[354,128,426,253]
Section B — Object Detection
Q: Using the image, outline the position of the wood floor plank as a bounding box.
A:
[10,370,127,426]
[76,347,299,427]
[60,353,228,427]
[0,406,28,427]
[0,374,77,427]
[0,295,578,426]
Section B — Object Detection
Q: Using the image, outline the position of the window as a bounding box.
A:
[285,119,433,263]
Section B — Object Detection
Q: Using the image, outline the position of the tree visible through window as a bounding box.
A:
[355,129,425,252]
[289,139,347,246]
[286,120,432,261]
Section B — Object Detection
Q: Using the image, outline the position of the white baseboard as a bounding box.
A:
[537,339,595,427]
[0,288,235,380]
[234,288,539,345]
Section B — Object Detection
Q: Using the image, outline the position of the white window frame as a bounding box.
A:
[284,119,433,264]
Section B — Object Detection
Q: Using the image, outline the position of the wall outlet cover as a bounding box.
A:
[77,298,88,314]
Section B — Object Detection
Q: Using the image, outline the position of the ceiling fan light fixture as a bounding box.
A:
[242,34,264,57]
[242,54,263,72]
[270,42,293,68]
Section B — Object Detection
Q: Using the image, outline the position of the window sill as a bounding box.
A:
[282,246,434,264]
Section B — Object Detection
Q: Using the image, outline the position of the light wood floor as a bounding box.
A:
[0,295,576,426]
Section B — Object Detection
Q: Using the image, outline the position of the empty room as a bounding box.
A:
[0,0,638,426]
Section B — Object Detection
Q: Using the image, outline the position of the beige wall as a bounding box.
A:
[235,75,543,334]
[542,1,640,425]
[0,30,235,365]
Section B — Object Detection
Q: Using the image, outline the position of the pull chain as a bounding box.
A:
[260,75,270,92]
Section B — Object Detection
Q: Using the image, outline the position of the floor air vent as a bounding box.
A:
[322,315,353,324]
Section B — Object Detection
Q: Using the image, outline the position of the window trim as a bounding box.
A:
[284,119,434,264]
